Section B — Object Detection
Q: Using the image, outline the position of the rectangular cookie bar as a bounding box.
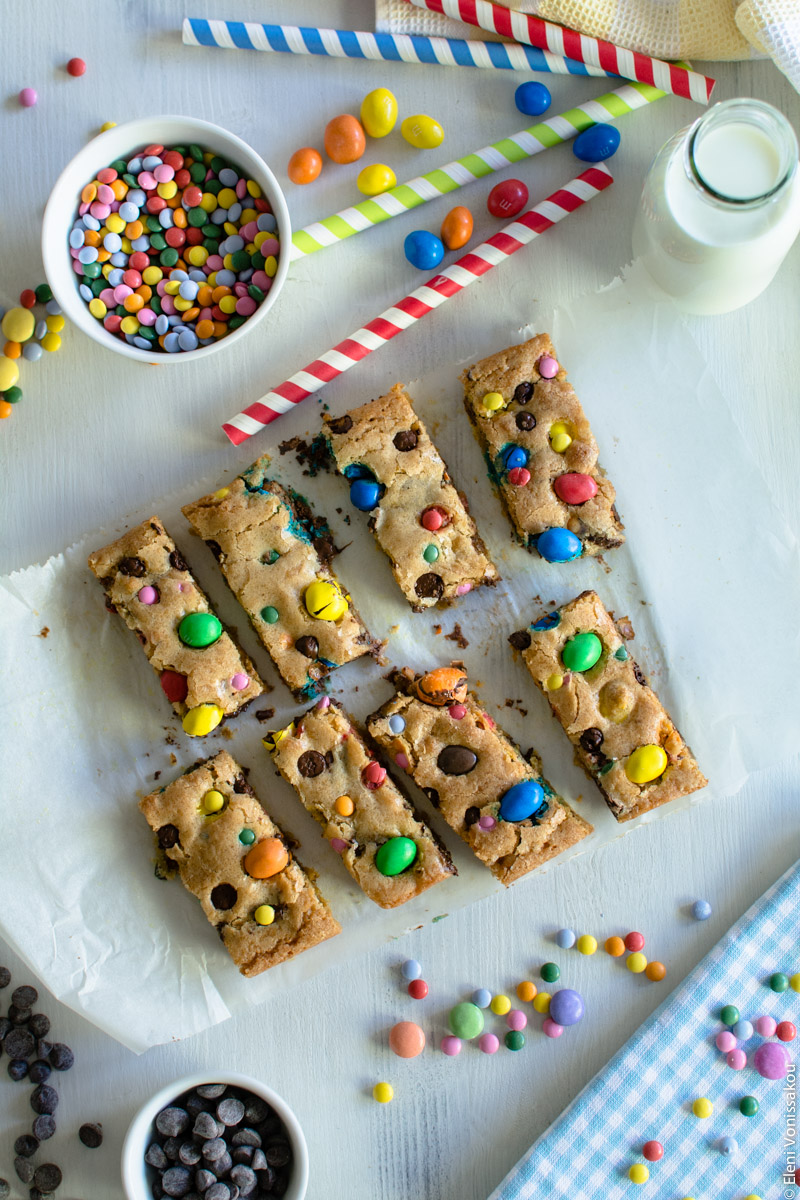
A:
[461,334,624,561]
[366,666,592,886]
[323,384,499,610]
[508,590,707,821]
[182,457,382,700]
[265,697,456,908]
[140,751,340,977]
[88,516,264,736]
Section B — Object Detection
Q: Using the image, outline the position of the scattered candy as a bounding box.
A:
[401,959,422,981]
[478,1033,500,1054]
[645,961,666,982]
[375,836,417,876]
[563,634,602,674]
[19,87,37,108]
[727,1047,747,1069]
[490,994,511,1016]
[0,358,19,393]
[304,579,348,620]
[552,472,598,505]
[360,88,398,138]
[254,904,275,925]
[287,147,323,185]
[576,934,597,956]
[691,899,712,920]
[628,1164,649,1184]
[507,1009,527,1032]
[532,993,551,1014]
[487,179,529,219]
[499,778,545,822]
[514,81,551,116]
[404,230,444,271]
[556,928,576,950]
[389,1021,425,1058]
[605,936,625,957]
[67,57,86,76]
[373,1082,393,1103]
[401,114,444,149]
[538,354,559,378]
[408,979,428,1000]
[627,952,647,974]
[715,1031,736,1052]
[791,973,800,992]
[182,704,223,737]
[243,837,289,879]
[482,391,505,412]
[733,1019,753,1040]
[178,612,222,648]
[572,123,621,162]
[776,1020,797,1042]
[720,1004,739,1026]
[516,981,537,1003]
[349,477,381,510]
[2,307,35,343]
[717,1136,738,1156]
[505,1030,525,1051]
[755,1015,776,1037]
[540,962,560,983]
[449,1002,484,1040]
[624,932,645,952]
[440,206,473,251]
[542,1017,563,1038]
[357,164,397,196]
[770,971,790,992]
[625,745,667,784]
[642,1141,663,1162]
[324,114,366,163]
[692,1097,713,1118]
[739,1095,759,1116]
[472,988,491,1008]
[440,1035,462,1056]
[537,526,583,563]
[200,789,225,815]
[549,989,584,1027]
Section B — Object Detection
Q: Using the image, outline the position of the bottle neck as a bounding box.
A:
[682,99,798,212]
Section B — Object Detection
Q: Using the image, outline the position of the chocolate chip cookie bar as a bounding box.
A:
[461,334,624,563]
[264,697,456,908]
[88,517,264,737]
[182,457,382,701]
[509,590,707,821]
[140,751,340,977]
[323,385,499,610]
[367,667,592,886]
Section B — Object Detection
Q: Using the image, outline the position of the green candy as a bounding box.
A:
[739,1096,759,1117]
[160,248,179,268]
[210,155,227,174]
[540,962,560,983]
[188,208,207,228]
[614,646,629,661]
[230,250,251,271]
[423,544,439,563]
[251,252,266,270]
[228,315,247,330]
[239,828,256,845]
[122,172,137,187]
[205,178,222,196]
[4,386,22,404]
[178,612,223,648]
[448,1001,484,1040]
[562,631,602,673]
[189,161,207,183]
[145,215,161,233]
[35,283,52,304]
[261,606,279,624]
[770,972,790,993]
[137,326,156,342]
[110,159,128,175]
[720,1004,739,1026]
[248,285,265,302]
[188,143,204,161]
[82,262,101,279]
[149,233,167,251]
[374,836,417,877]
[505,1031,525,1051]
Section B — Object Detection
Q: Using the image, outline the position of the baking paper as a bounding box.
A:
[2,263,798,1052]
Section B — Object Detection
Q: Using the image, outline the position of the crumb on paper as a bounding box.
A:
[255,708,276,723]
[615,615,635,641]
[37,626,50,638]
[221,727,234,740]
[444,623,469,649]
[432,914,448,923]
[169,753,177,765]
[433,624,442,636]
[153,771,161,781]
[277,433,332,477]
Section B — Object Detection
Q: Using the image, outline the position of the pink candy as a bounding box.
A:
[259,237,279,257]
[538,354,559,378]
[478,815,496,831]
[315,696,331,710]
[449,703,466,720]
[89,201,110,220]
[727,1049,747,1070]
[154,163,174,183]
[113,285,132,304]
[230,673,250,691]
[507,1010,527,1031]
[96,183,115,204]
[756,1016,777,1037]
[441,1036,462,1056]
[478,1033,500,1055]
[236,296,257,317]
[137,171,157,190]
[542,1018,564,1038]
[137,586,158,605]
[716,1031,736,1052]
[330,837,348,854]
[19,87,38,107]
[456,583,472,595]
[362,761,387,790]
[138,308,157,327]
[395,752,410,770]
[206,255,224,272]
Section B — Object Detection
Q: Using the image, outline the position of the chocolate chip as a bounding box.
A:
[7,1059,28,1080]
[243,1098,269,1124]
[464,806,480,827]
[264,1140,291,1168]
[193,1112,220,1140]
[233,777,255,798]
[203,1138,227,1162]
[414,572,444,600]
[32,1115,56,1141]
[393,429,418,451]
[233,1145,254,1164]
[251,1149,268,1171]
[198,1083,228,1100]
[79,1121,103,1148]
[205,539,224,561]
[232,1127,261,1147]
[294,635,318,659]
[29,1061,51,1084]
[217,1097,245,1126]
[178,1141,201,1166]
[36,1040,52,1061]
[508,629,532,650]
[161,1165,192,1197]
[49,1043,74,1071]
[5,1029,35,1059]
[513,381,534,404]
[210,884,237,911]
[230,1165,257,1193]
[515,411,536,431]
[297,750,326,778]
[327,414,353,435]
[0,967,9,988]
[118,555,146,577]
[205,1185,231,1200]
[14,1135,39,1158]
[214,1150,233,1176]
[12,985,38,1008]
[579,728,604,753]
[14,1157,35,1184]
[9,1004,31,1024]
[195,1169,217,1192]
[633,664,646,686]
[32,1165,62,1193]
[157,1107,191,1137]
[164,1136,181,1159]
[28,1014,50,1038]
[0,1178,9,1199]
[157,824,180,850]
[424,787,440,808]
[145,1143,168,1170]
[169,549,189,572]
[437,745,478,775]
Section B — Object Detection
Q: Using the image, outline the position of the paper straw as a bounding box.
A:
[182,17,615,78]
[402,0,715,104]
[291,80,661,261]
[222,163,612,446]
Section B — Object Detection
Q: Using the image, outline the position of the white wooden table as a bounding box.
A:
[2,2,799,1197]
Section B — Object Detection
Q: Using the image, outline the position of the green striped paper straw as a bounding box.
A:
[291,80,663,261]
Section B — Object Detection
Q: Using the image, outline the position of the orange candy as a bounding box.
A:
[645,961,666,982]
[125,220,144,240]
[83,229,101,247]
[288,147,323,185]
[324,115,366,164]
[0,400,12,419]
[605,936,626,957]
[4,342,21,360]
[441,205,474,251]
[197,285,213,307]
[415,667,468,707]
[81,182,97,203]
[517,980,537,1003]
[110,178,128,200]
[243,837,289,879]
[124,294,144,313]
[173,208,188,229]
[195,319,215,339]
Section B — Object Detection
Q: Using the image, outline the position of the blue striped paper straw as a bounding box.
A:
[182,18,617,78]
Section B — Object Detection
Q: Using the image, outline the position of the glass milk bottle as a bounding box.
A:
[633,99,800,314]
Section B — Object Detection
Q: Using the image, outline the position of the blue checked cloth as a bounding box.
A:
[489,861,799,1199]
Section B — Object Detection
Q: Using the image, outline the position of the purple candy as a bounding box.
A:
[548,988,584,1027]
[754,1041,790,1080]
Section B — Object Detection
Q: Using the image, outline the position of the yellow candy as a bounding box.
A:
[163,280,181,295]
[142,266,163,285]
[401,114,444,149]
[218,187,237,209]
[100,120,117,132]
[576,934,597,955]
[545,673,564,691]
[219,295,237,315]
[262,722,295,752]
[0,357,20,392]
[625,744,668,784]
[304,579,349,621]
[373,1082,393,1104]
[223,221,238,236]
[121,236,133,253]
[334,795,354,817]
[186,246,208,267]
[46,314,65,333]
[482,391,505,412]
[182,704,223,737]
[264,256,278,278]
[254,904,275,926]
[357,163,397,196]
[549,421,573,453]
[106,213,125,233]
[119,316,139,336]
[254,230,269,249]
[628,1165,649,1185]
[88,299,107,320]
[41,333,61,353]
[790,972,800,992]
[200,192,218,213]
[2,307,35,344]
[246,179,262,198]
[173,297,192,312]
[627,952,648,974]
[490,994,511,1016]
[240,207,257,224]
[360,87,398,138]
[201,789,225,815]
[213,487,229,500]
[692,1097,713,1118]
[533,992,551,1014]
[157,180,178,200]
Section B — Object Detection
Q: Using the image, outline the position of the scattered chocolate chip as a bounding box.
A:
[28,1014,50,1038]
[515,411,536,432]
[232,1144,254,1164]
[437,745,478,776]
[508,629,532,650]
[32,1115,56,1141]
[169,549,188,572]
[161,1165,191,1197]
[215,1149,233,1176]
[0,1180,9,1200]
[145,1143,169,1170]
[513,381,534,404]
[14,1135,39,1158]
[633,664,647,686]
[217,1097,245,1126]
[157,824,180,850]
[579,728,604,753]
[393,429,418,451]
[156,1107,190,1138]
[233,776,254,796]
[118,555,146,577]
[32,1165,62,1193]
[12,985,38,1009]
[294,634,319,659]
[79,1122,103,1148]
[327,414,353,435]
[49,1042,74,1071]
[210,884,237,911]
[265,1140,291,1168]
[205,539,224,561]
[5,1028,35,1059]
[414,572,444,600]
[297,750,326,778]
[254,708,275,723]
[0,967,10,988]
[232,1126,262,1147]
[9,1004,31,1024]
[7,1059,28,1080]
[14,1157,35,1184]
[29,1060,52,1084]
[163,1136,181,1162]
[0,1016,10,1039]
[36,1040,52,1061]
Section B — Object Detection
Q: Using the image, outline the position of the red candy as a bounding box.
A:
[362,761,387,790]
[777,1021,797,1042]
[67,57,87,77]
[163,150,184,171]
[175,168,191,188]
[553,472,598,505]
[183,186,203,207]
[129,252,149,272]
[165,228,186,248]
[143,143,165,156]
[122,270,142,288]
[160,670,188,704]
[487,179,529,219]
[624,931,645,952]
[508,467,531,487]
[421,506,449,532]
[408,979,428,999]
[642,1140,663,1162]
[20,289,36,309]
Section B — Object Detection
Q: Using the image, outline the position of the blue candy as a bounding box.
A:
[401,959,422,981]
[499,778,544,823]
[555,928,576,950]
[537,527,583,563]
[350,478,381,511]
[515,81,551,117]
[471,988,492,1008]
[501,444,529,471]
[549,988,584,1027]
[23,342,43,362]
[532,611,560,631]
[404,230,444,271]
[692,899,712,920]
[572,123,621,163]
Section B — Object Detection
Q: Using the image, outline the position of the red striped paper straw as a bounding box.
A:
[402,0,715,104]
[222,164,612,445]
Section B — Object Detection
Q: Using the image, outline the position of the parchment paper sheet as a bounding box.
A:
[2,264,798,1052]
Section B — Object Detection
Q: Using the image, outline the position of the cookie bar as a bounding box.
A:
[367,667,592,886]
[461,334,624,562]
[88,517,264,736]
[140,751,340,977]
[265,697,456,908]
[323,384,499,610]
[182,457,382,700]
[509,590,707,821]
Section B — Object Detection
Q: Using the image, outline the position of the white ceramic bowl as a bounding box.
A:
[41,116,291,364]
[121,1070,309,1200]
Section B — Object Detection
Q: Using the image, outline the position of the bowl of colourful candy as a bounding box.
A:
[121,1070,309,1199]
[42,116,291,363]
